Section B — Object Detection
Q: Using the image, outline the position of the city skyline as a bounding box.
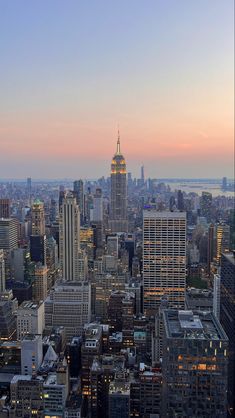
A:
[0,0,234,179]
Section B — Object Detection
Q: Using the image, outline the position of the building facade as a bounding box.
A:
[143,210,186,315]
[109,134,128,233]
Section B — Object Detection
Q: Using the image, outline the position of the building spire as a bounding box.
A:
[116,128,121,154]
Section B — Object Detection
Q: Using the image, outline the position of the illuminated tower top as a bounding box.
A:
[111,131,127,175]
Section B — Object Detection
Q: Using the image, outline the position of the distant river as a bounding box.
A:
[165,182,234,197]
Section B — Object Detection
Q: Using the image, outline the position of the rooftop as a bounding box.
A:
[18,300,43,310]
[163,309,228,341]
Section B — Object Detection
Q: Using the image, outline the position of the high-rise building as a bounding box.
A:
[0,218,18,251]
[213,273,221,319]
[73,179,84,223]
[220,252,235,416]
[0,198,10,218]
[200,191,213,222]
[27,177,32,206]
[0,290,18,341]
[216,223,230,263]
[31,200,45,235]
[162,310,228,417]
[43,360,69,417]
[143,211,186,314]
[0,218,18,279]
[32,263,48,302]
[30,234,46,265]
[59,193,80,281]
[10,374,44,417]
[207,223,215,275]
[177,190,184,211]
[140,165,145,186]
[21,334,43,375]
[91,188,103,222]
[16,300,45,340]
[45,281,91,342]
[109,133,128,233]
[109,372,130,418]
[0,249,5,292]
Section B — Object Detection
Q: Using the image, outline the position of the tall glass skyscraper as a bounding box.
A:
[109,133,128,233]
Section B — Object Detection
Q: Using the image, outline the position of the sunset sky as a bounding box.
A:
[0,0,234,179]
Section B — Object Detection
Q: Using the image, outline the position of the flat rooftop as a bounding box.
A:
[163,309,228,341]
[18,300,43,310]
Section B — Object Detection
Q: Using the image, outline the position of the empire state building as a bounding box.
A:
[109,133,128,233]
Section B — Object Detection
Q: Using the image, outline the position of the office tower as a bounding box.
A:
[0,198,10,218]
[162,310,228,417]
[65,336,82,377]
[30,234,46,265]
[27,177,32,205]
[59,193,80,281]
[10,248,28,282]
[109,373,130,418]
[177,189,184,211]
[81,323,103,397]
[32,263,48,302]
[143,211,186,315]
[213,273,221,319]
[80,227,94,261]
[169,195,176,211]
[21,334,43,375]
[78,250,88,281]
[216,223,230,263]
[138,365,162,418]
[200,191,212,222]
[73,179,84,222]
[45,281,91,342]
[0,218,18,251]
[107,235,118,257]
[59,186,66,211]
[50,198,57,223]
[43,360,69,417]
[109,133,128,233]
[0,290,18,341]
[207,223,214,275]
[16,300,45,340]
[220,252,235,416]
[0,218,18,279]
[10,375,44,417]
[0,249,5,292]
[31,199,45,235]
[91,188,103,222]
[222,176,227,191]
[141,165,144,185]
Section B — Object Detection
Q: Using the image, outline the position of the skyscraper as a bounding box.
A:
[0,249,5,292]
[31,200,45,236]
[0,198,10,218]
[143,210,186,314]
[27,177,32,206]
[216,223,230,263]
[30,199,46,265]
[109,133,128,233]
[73,179,84,223]
[162,310,228,417]
[59,192,80,281]
[200,191,213,222]
[220,252,235,416]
